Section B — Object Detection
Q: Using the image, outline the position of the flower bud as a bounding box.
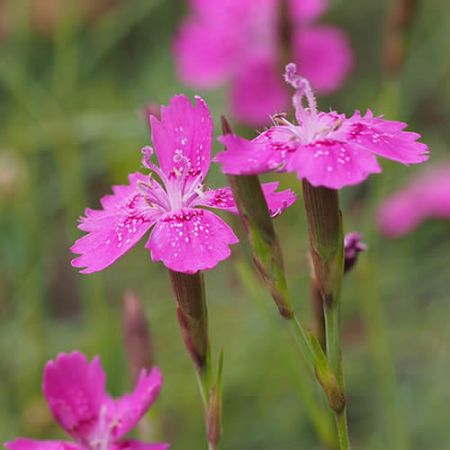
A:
[122,290,154,383]
[344,232,367,274]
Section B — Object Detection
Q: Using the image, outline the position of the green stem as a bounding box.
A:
[301,181,351,450]
[324,304,341,384]
[169,271,221,450]
[235,260,338,448]
[335,409,351,450]
[310,277,326,350]
[287,313,345,414]
[287,315,318,372]
[325,303,350,450]
[195,367,210,410]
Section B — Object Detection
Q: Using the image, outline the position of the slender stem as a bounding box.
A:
[287,312,346,416]
[335,409,351,450]
[311,277,326,350]
[287,315,318,372]
[325,303,350,450]
[235,260,338,448]
[301,181,351,450]
[195,368,210,410]
[324,304,341,384]
[169,271,221,450]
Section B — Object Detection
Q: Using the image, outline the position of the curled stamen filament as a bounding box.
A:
[284,63,318,124]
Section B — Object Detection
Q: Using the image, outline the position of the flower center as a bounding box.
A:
[140,146,205,212]
[87,406,115,450]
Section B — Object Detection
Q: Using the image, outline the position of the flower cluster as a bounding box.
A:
[174,0,353,125]
[6,352,167,450]
[217,63,429,189]
[71,95,295,274]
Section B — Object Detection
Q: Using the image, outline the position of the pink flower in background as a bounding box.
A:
[71,95,296,274]
[174,0,353,126]
[216,64,428,189]
[5,352,168,450]
[377,165,450,237]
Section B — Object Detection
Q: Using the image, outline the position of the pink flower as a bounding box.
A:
[377,165,450,237]
[216,64,428,190]
[71,95,296,274]
[174,0,353,126]
[5,352,168,450]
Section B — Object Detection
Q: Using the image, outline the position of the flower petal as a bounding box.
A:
[292,26,353,94]
[43,352,107,442]
[343,110,429,164]
[377,166,450,237]
[71,173,159,274]
[286,140,382,189]
[5,440,80,450]
[376,189,426,237]
[216,129,293,175]
[173,19,238,88]
[150,96,213,184]
[108,368,163,440]
[194,182,296,217]
[146,209,238,273]
[230,57,289,126]
[259,182,297,216]
[289,0,328,23]
[115,440,169,450]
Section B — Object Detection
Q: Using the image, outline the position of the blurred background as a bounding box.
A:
[0,0,449,449]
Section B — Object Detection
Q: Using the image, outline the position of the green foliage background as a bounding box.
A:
[0,0,449,449]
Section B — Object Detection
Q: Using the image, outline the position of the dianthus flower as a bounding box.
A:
[174,0,353,126]
[71,95,295,274]
[5,352,167,450]
[216,63,429,189]
[377,165,450,237]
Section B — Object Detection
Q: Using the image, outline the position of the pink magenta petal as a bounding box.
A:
[115,441,169,450]
[191,186,238,213]
[293,26,353,94]
[377,190,426,237]
[150,95,213,183]
[71,173,159,274]
[286,140,382,189]
[216,130,292,175]
[5,440,80,450]
[230,57,289,126]
[146,208,238,273]
[377,166,450,237]
[173,19,238,88]
[289,0,328,23]
[260,182,297,216]
[108,368,163,440]
[342,110,429,164]
[43,352,107,441]
[192,182,297,216]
